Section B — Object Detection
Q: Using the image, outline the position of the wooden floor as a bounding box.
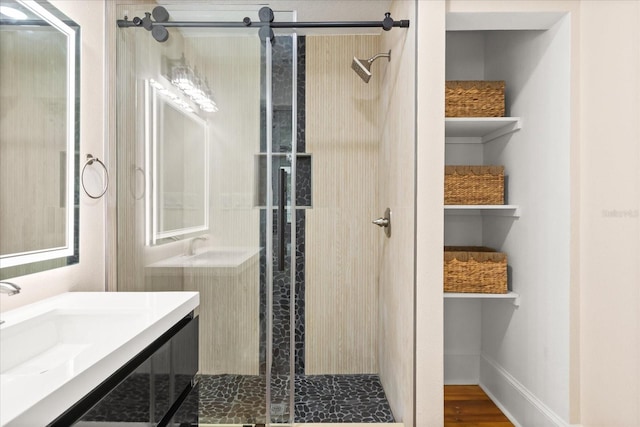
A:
[444,385,514,426]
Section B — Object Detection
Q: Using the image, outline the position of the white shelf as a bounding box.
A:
[445,117,522,143]
[444,291,520,307]
[444,204,521,217]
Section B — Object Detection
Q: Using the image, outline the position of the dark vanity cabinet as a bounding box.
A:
[50,314,199,427]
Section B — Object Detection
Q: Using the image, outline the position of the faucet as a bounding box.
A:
[188,236,208,256]
[0,281,20,296]
[0,282,20,325]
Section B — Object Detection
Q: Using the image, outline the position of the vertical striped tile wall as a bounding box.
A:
[305,35,380,374]
[183,257,260,375]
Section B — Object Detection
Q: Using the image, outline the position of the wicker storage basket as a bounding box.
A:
[445,165,504,205]
[444,246,507,293]
[445,81,505,117]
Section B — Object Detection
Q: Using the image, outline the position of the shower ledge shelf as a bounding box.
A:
[445,117,522,143]
[445,291,521,307]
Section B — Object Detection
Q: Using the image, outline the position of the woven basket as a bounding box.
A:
[445,81,505,117]
[445,165,504,205]
[444,246,507,294]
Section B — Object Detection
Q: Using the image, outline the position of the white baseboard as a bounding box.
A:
[480,355,572,427]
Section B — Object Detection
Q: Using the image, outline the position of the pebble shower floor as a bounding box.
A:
[193,373,395,424]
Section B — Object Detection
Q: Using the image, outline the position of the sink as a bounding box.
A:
[147,246,260,269]
[189,247,258,267]
[0,291,199,427]
[1,309,145,376]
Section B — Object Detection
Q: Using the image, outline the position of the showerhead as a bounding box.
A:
[351,57,373,83]
[351,50,391,83]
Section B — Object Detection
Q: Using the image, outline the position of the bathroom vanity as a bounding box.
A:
[0,292,199,426]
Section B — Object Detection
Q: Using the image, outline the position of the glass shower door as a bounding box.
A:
[262,31,300,425]
[114,5,296,425]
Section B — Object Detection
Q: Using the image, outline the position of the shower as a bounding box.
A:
[114,5,412,425]
[351,50,391,83]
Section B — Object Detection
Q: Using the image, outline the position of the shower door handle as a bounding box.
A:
[278,168,287,271]
[372,207,391,238]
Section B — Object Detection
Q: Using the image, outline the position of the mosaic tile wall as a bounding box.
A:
[259,35,309,377]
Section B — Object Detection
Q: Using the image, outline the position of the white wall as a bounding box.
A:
[0,1,106,312]
[415,0,446,426]
[579,1,640,426]
[482,20,572,425]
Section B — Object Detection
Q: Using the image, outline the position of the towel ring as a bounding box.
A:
[82,154,109,199]
[131,166,145,200]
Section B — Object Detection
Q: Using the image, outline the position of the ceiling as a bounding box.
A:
[256,0,393,22]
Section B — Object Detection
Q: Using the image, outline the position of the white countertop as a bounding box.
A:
[0,291,199,427]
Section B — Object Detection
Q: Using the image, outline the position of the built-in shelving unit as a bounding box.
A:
[444,291,520,307]
[444,116,519,298]
[443,116,520,300]
[443,12,572,416]
[445,117,522,143]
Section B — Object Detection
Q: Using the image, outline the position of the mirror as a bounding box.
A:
[0,0,79,279]
[145,79,209,245]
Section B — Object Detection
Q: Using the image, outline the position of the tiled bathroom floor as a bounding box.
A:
[79,373,394,424]
[196,373,395,424]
